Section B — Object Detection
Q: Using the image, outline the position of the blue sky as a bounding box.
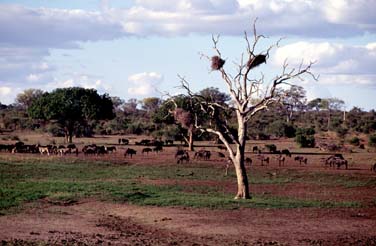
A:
[0,0,376,110]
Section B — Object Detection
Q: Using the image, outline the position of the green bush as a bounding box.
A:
[295,127,315,148]
[369,134,376,147]
[266,121,296,138]
[349,137,360,146]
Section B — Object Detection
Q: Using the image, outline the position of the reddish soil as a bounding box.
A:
[0,200,375,245]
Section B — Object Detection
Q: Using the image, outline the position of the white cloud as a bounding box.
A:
[0,86,11,96]
[0,4,124,48]
[273,41,376,86]
[127,72,163,96]
[101,0,375,37]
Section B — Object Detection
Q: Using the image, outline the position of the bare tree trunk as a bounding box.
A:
[188,129,194,151]
[233,151,251,199]
[233,115,251,199]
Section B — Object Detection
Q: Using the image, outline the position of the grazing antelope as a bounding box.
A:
[330,158,348,169]
[257,155,269,166]
[105,146,117,153]
[371,163,376,172]
[281,149,291,157]
[277,155,285,167]
[177,152,189,164]
[294,156,307,165]
[124,148,137,158]
[38,146,50,156]
[142,147,153,155]
[194,150,211,160]
[245,157,252,166]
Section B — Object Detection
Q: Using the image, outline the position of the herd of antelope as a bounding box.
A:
[1,140,375,173]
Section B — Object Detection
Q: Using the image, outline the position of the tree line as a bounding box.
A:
[0,86,375,146]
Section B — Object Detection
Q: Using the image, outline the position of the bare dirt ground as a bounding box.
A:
[1,199,376,246]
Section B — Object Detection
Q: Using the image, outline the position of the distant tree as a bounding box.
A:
[321,98,345,130]
[307,97,345,131]
[282,85,307,123]
[28,87,115,143]
[15,89,44,110]
[141,97,162,113]
[307,98,323,112]
[111,96,124,110]
[123,98,139,116]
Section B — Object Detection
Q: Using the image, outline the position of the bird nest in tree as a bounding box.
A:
[247,54,266,69]
[211,56,225,70]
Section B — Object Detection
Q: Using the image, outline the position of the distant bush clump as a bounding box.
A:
[349,137,360,146]
[369,134,376,147]
[266,120,296,138]
[295,127,315,148]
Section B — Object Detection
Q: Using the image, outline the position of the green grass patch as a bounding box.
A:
[0,156,366,214]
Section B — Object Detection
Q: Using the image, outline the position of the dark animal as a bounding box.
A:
[121,138,129,145]
[218,152,225,158]
[278,155,285,167]
[324,155,343,167]
[371,163,376,172]
[106,146,117,153]
[153,145,163,153]
[252,146,259,153]
[294,156,308,165]
[177,152,190,164]
[281,149,291,157]
[258,155,269,166]
[245,157,252,166]
[142,147,153,155]
[175,149,187,159]
[194,150,211,160]
[331,158,348,169]
[124,148,137,158]
[265,144,277,153]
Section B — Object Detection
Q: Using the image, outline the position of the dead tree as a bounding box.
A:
[178,20,316,199]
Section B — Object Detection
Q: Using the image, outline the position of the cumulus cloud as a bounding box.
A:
[0,4,124,48]
[272,41,376,86]
[0,86,19,105]
[127,72,163,96]
[101,0,376,37]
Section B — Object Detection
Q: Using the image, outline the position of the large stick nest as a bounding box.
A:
[211,56,225,70]
[247,54,266,69]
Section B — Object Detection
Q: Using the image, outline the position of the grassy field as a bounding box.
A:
[1,152,374,215]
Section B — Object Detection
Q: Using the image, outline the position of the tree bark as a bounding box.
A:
[188,128,194,151]
[233,152,251,199]
[233,113,251,199]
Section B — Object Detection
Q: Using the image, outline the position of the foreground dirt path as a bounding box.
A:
[1,200,376,245]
